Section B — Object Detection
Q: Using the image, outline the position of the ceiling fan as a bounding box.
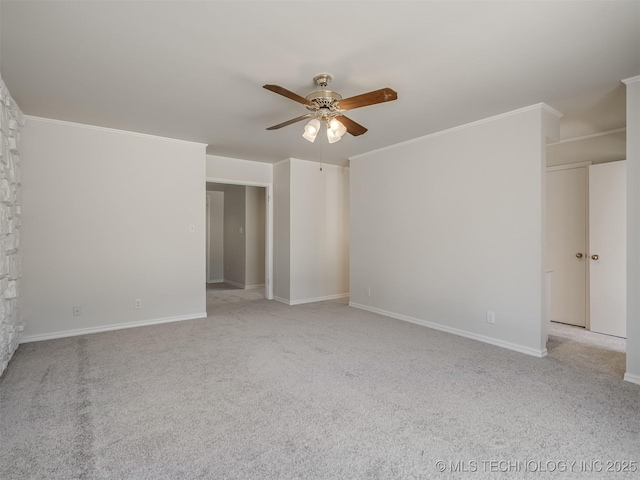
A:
[263,73,397,143]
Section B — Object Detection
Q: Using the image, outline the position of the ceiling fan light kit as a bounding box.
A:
[303,117,347,144]
[263,73,397,143]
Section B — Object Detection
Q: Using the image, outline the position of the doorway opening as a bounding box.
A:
[545,160,626,337]
[206,182,270,312]
[546,322,626,378]
[544,159,627,378]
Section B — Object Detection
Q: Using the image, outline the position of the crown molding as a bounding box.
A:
[622,75,640,85]
[350,103,562,161]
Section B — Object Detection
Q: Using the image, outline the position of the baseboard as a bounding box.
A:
[221,281,264,290]
[207,279,224,284]
[348,302,547,358]
[19,312,208,344]
[624,372,640,385]
[275,293,350,306]
[274,296,290,305]
[289,293,350,306]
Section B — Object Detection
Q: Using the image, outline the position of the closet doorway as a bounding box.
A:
[546,160,626,337]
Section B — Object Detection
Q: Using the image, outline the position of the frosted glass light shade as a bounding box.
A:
[302,118,321,142]
[329,119,347,137]
[327,127,341,144]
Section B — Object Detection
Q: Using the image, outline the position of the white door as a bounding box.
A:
[546,167,587,327]
[589,161,626,338]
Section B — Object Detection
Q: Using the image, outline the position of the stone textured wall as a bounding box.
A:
[0,77,24,376]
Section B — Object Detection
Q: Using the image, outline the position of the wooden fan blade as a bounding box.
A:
[337,88,397,111]
[266,113,314,130]
[263,84,314,107]
[335,115,368,136]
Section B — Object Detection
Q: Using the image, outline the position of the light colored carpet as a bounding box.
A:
[206,284,265,307]
[547,321,626,378]
[1,296,639,479]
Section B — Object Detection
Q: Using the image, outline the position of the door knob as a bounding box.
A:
[591,254,599,260]
[576,253,583,258]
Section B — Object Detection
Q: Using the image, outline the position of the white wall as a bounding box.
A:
[223,184,246,288]
[349,104,560,357]
[273,158,350,305]
[273,160,290,302]
[20,117,207,341]
[624,76,640,384]
[207,191,224,282]
[290,159,349,304]
[206,155,272,186]
[245,186,265,288]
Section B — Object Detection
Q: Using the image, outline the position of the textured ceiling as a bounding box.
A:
[1,1,638,166]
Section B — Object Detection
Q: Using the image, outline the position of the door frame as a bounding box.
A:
[206,194,210,283]
[206,177,274,300]
[546,161,592,330]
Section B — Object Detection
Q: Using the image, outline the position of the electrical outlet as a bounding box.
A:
[367,287,371,297]
[486,311,495,324]
[73,306,81,316]
[226,265,230,272]
[134,298,142,310]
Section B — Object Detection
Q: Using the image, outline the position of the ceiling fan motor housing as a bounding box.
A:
[305,90,343,117]
[308,73,343,116]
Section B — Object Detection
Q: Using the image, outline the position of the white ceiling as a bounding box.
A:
[1,1,638,166]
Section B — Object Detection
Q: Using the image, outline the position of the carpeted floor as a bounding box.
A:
[547,321,627,378]
[1,294,639,479]
[206,283,265,307]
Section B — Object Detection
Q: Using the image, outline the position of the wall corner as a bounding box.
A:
[540,103,563,142]
[0,77,25,376]
[624,76,640,382]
